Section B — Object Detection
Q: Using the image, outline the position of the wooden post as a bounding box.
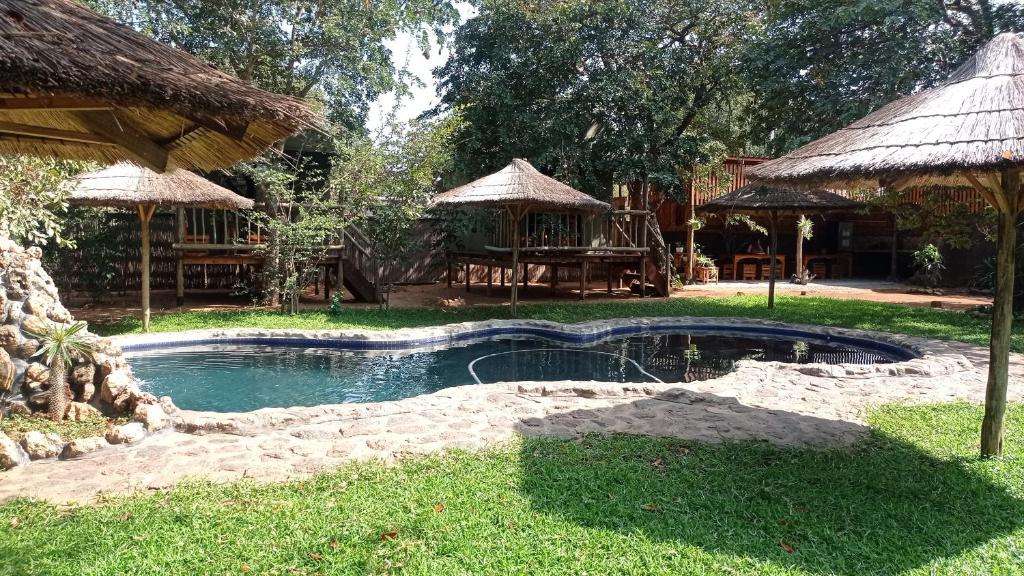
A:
[767,210,778,310]
[175,207,185,307]
[137,205,156,332]
[465,263,471,292]
[509,205,522,316]
[980,169,1021,457]
[487,265,493,296]
[795,213,804,281]
[550,265,558,295]
[578,260,588,300]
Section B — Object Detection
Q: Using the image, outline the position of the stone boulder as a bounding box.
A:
[134,403,169,431]
[0,431,29,469]
[105,422,146,445]
[61,436,108,459]
[67,401,101,422]
[20,431,63,460]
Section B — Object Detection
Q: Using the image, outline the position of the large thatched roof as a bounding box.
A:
[748,32,1024,189]
[0,0,319,172]
[431,159,610,213]
[69,163,254,209]
[701,184,863,215]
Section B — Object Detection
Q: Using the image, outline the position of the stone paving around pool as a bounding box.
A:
[0,318,1021,504]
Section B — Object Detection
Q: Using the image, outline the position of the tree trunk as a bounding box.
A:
[795,214,804,281]
[47,361,68,422]
[981,170,1020,457]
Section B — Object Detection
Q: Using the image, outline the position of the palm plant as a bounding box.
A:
[25,321,96,421]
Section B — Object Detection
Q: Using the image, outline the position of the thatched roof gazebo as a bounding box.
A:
[431,159,610,314]
[748,32,1024,457]
[70,164,254,330]
[0,0,318,173]
[701,184,863,308]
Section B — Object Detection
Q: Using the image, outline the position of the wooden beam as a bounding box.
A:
[0,96,113,111]
[0,120,115,146]
[965,172,1005,212]
[190,114,249,140]
[74,111,169,172]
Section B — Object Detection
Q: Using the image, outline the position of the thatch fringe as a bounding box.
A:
[69,163,254,209]
[431,159,610,212]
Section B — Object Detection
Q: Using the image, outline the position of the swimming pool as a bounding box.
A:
[126,329,909,413]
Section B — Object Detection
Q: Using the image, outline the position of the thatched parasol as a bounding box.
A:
[0,0,319,173]
[431,159,611,314]
[70,163,254,330]
[701,184,863,308]
[747,32,1023,457]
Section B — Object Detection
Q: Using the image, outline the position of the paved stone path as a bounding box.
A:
[1,322,1021,504]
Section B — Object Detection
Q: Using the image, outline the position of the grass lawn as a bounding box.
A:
[90,295,1024,353]
[1,403,1022,575]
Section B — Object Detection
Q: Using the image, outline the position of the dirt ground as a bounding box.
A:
[66,278,992,324]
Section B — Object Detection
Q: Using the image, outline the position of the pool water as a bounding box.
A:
[127,332,903,413]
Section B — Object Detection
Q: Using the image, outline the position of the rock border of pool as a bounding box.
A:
[5,317,1016,503]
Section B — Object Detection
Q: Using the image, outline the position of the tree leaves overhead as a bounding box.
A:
[89,0,459,131]
[435,0,758,199]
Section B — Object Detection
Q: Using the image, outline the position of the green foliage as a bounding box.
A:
[0,156,92,247]
[910,244,946,288]
[0,413,118,443]
[44,207,123,301]
[332,114,461,309]
[243,159,341,314]
[328,292,344,316]
[2,403,1023,574]
[744,0,1024,154]
[89,0,458,129]
[436,0,757,197]
[24,321,96,370]
[87,295,1024,353]
[796,214,813,241]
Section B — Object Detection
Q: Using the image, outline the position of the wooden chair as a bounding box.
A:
[741,263,757,280]
[812,262,828,279]
[721,263,734,280]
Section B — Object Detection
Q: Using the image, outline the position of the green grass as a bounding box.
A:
[91,295,1024,353]
[1,403,1023,575]
[0,414,115,443]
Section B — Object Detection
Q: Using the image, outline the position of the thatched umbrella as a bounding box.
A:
[69,163,254,330]
[701,184,863,308]
[0,0,317,172]
[747,32,1023,457]
[430,159,610,314]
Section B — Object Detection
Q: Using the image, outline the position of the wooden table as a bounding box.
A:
[732,253,785,280]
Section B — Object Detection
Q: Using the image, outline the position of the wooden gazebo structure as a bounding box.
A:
[748,32,1023,457]
[431,159,664,314]
[69,164,255,330]
[0,0,316,172]
[701,184,863,308]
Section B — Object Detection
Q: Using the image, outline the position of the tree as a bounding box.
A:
[89,0,458,129]
[745,0,1024,154]
[436,0,758,199]
[332,113,461,309]
[794,214,812,282]
[0,156,92,248]
[25,321,97,422]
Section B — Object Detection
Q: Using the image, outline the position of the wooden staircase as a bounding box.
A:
[335,226,380,303]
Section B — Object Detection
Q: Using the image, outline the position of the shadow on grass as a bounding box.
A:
[517,396,1023,575]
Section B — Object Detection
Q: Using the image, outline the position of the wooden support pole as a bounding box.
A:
[137,205,156,332]
[981,169,1021,457]
[175,207,185,307]
[607,263,613,294]
[487,265,493,296]
[768,211,778,309]
[509,206,522,316]
[550,265,558,295]
[579,260,588,301]
[465,263,471,292]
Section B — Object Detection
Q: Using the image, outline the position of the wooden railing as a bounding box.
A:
[488,209,659,251]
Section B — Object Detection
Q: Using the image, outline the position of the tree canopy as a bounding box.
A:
[435,0,759,199]
[89,0,458,131]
